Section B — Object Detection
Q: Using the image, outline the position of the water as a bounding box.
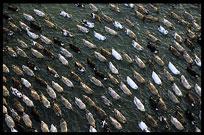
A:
[3,3,201,132]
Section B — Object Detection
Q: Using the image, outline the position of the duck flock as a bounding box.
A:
[3,3,201,132]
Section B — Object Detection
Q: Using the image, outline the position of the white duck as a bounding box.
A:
[134,96,145,111]
[158,25,168,35]
[152,71,162,85]
[94,31,106,41]
[138,121,150,132]
[82,19,94,28]
[113,20,123,29]
[60,11,72,18]
[89,126,97,132]
[168,62,180,75]
[127,76,138,89]
[132,40,143,51]
[112,48,122,60]
[194,54,201,67]
[109,62,118,74]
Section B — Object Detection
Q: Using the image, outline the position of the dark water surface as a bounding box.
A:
[3,3,201,132]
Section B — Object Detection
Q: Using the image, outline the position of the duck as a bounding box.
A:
[108,87,120,100]
[75,61,85,72]
[82,19,94,28]
[112,48,122,60]
[3,85,10,97]
[86,110,96,128]
[119,82,132,95]
[89,3,98,12]
[109,61,119,74]
[10,87,22,98]
[8,21,21,32]
[125,28,137,38]
[21,78,31,88]
[77,24,89,33]
[95,70,107,80]
[104,26,117,35]
[89,75,104,87]
[16,46,28,58]
[194,54,201,67]
[3,27,14,36]
[94,51,107,62]
[7,5,19,12]
[172,83,183,97]
[60,47,73,58]
[41,121,50,132]
[113,108,127,124]
[94,31,106,40]
[62,29,74,37]
[168,62,180,75]
[161,17,175,29]
[89,126,97,132]
[101,95,112,106]
[173,32,183,43]
[46,85,56,99]
[127,76,138,89]
[170,116,184,130]
[102,12,113,23]
[61,76,74,88]
[122,52,133,63]
[168,90,180,104]
[101,120,110,132]
[30,21,41,31]
[33,9,45,17]
[35,76,48,87]
[91,12,101,22]
[75,97,86,110]
[17,38,28,48]
[135,55,146,68]
[19,21,30,31]
[31,48,44,58]
[74,3,85,8]
[60,11,72,18]
[50,124,58,132]
[6,46,17,57]
[133,70,145,83]
[132,40,143,51]
[134,96,145,111]
[113,20,123,29]
[138,121,150,132]
[58,54,69,66]
[109,116,122,130]
[181,75,191,89]
[109,4,120,12]
[3,64,10,73]
[22,94,34,107]
[69,44,81,54]
[152,71,162,85]
[82,95,96,107]
[194,84,201,97]
[147,81,159,96]
[80,82,94,94]
[53,37,64,46]
[40,34,53,45]
[158,25,168,35]
[3,12,13,20]
[31,40,44,50]
[61,96,73,110]
[186,65,199,78]
[23,13,35,21]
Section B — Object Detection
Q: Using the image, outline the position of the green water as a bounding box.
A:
[3,3,201,132]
